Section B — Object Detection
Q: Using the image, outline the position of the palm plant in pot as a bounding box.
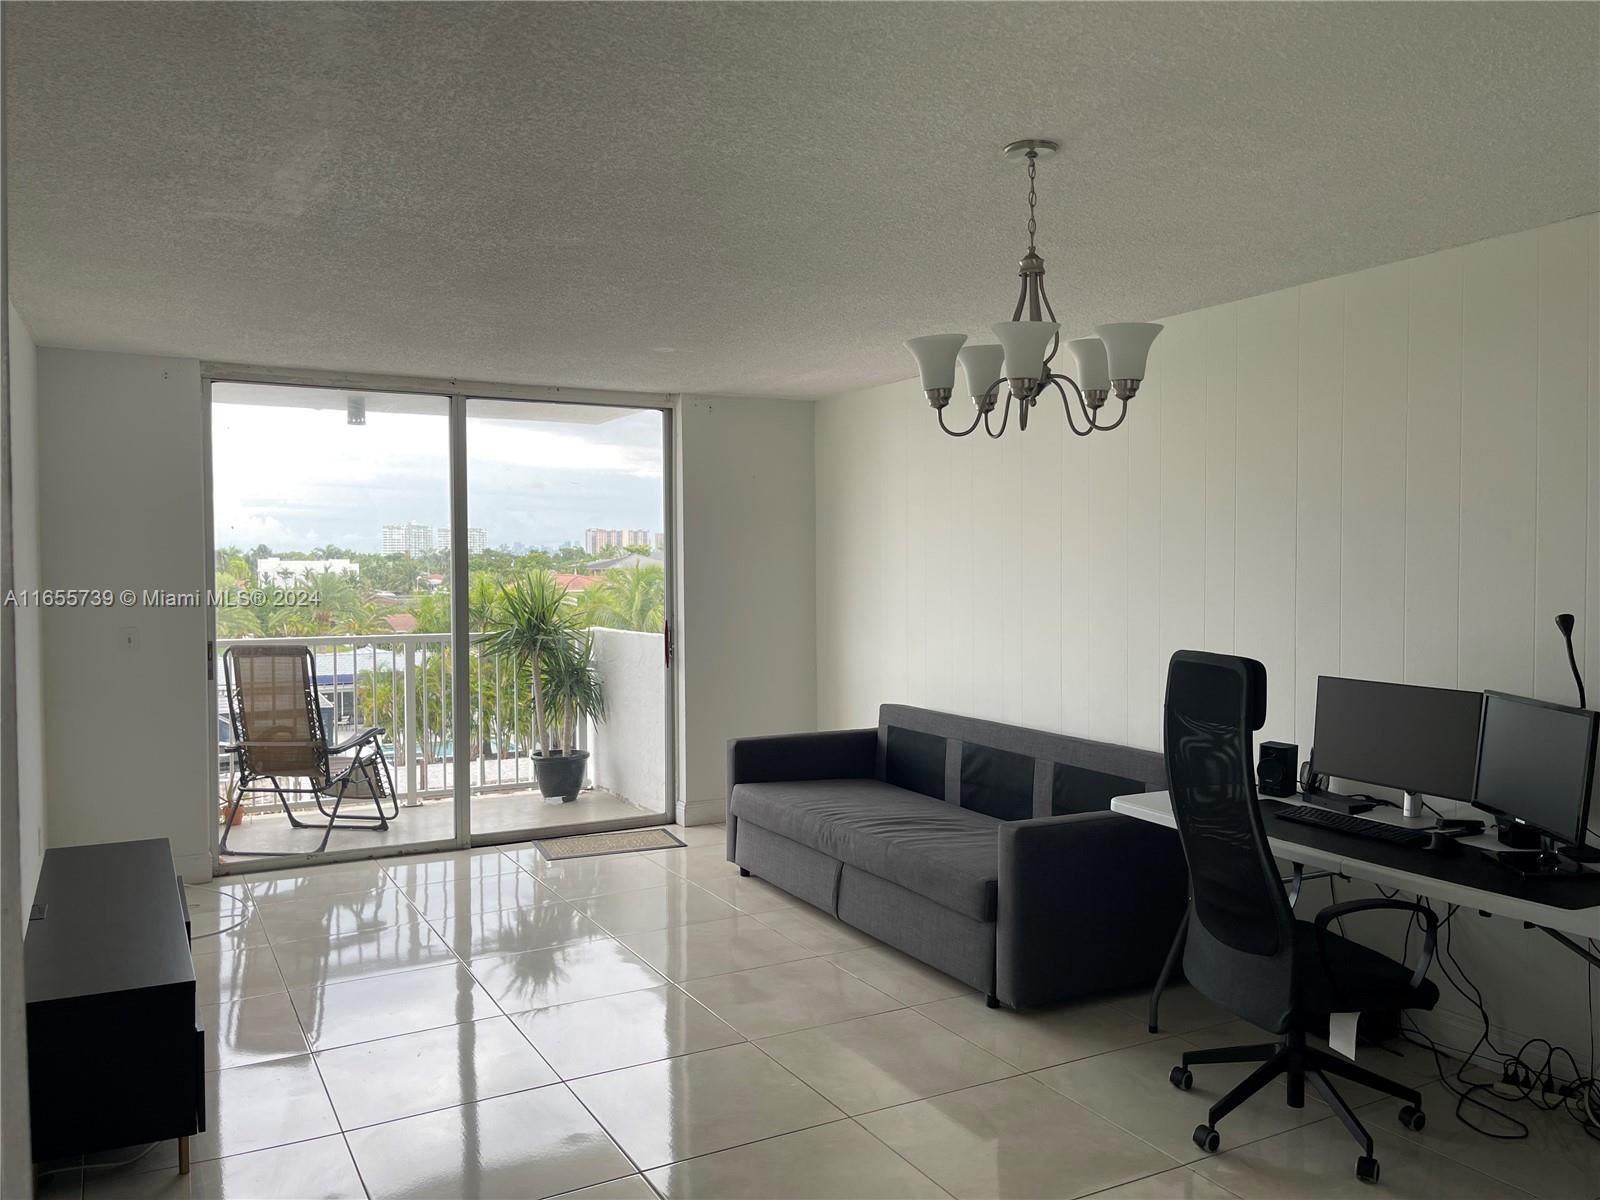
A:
[481,571,606,802]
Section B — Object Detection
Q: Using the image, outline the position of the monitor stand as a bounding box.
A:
[1400,790,1426,820]
[1494,820,1598,871]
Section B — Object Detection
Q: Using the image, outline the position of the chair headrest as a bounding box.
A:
[1166,650,1268,731]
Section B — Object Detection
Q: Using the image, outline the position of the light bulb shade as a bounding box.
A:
[1065,337,1110,393]
[958,344,1005,400]
[1094,322,1163,381]
[904,334,967,393]
[991,321,1059,384]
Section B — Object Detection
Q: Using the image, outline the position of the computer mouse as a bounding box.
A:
[1423,831,1462,854]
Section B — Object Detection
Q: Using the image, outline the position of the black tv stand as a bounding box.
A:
[25,839,205,1174]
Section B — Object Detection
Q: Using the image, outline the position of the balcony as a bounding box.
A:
[217,627,666,861]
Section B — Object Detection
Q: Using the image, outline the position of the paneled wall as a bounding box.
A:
[816,215,1600,1054]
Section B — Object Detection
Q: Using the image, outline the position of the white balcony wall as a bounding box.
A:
[590,627,666,814]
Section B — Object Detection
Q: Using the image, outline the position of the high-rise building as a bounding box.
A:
[436,526,487,554]
[382,522,435,556]
[585,527,661,554]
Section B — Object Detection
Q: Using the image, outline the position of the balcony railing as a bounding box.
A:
[216,631,596,813]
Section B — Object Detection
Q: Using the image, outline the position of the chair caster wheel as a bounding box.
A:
[1398,1104,1425,1132]
[1355,1155,1380,1184]
[1192,1125,1220,1153]
[1169,1067,1193,1091]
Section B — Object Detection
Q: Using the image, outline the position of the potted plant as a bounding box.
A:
[533,628,606,800]
[480,571,605,802]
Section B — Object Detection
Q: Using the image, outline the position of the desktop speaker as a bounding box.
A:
[1258,741,1299,797]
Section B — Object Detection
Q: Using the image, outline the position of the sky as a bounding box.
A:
[211,384,665,554]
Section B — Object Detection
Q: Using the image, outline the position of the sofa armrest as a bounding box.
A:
[996,810,1187,1009]
[726,728,876,861]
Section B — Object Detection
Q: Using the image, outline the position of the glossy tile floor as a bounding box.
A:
[39,825,1600,1200]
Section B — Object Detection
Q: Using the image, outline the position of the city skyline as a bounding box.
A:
[211,385,665,554]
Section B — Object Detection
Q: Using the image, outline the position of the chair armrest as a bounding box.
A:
[727,728,876,793]
[1313,898,1438,995]
[996,810,1188,1008]
[327,727,386,755]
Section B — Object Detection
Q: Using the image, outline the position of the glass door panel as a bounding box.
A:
[464,398,671,839]
[209,382,456,867]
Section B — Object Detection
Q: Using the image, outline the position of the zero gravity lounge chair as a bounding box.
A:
[221,643,398,856]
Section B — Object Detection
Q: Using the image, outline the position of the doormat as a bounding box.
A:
[534,828,686,860]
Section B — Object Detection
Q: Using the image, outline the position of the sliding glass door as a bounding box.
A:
[464,399,671,840]
[206,378,674,872]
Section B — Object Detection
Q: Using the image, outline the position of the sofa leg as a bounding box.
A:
[985,993,1000,1009]
[738,867,750,877]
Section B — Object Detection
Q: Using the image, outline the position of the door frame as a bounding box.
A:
[201,364,679,875]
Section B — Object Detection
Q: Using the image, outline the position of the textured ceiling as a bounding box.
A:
[7,2,1598,398]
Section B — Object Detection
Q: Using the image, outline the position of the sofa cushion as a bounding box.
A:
[730,778,1000,920]
[960,743,1034,820]
[884,725,947,799]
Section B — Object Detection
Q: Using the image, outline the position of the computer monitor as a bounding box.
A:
[1473,690,1598,846]
[1312,676,1483,803]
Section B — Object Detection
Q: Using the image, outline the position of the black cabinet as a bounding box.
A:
[25,839,205,1172]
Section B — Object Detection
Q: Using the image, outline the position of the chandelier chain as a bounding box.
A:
[1025,152,1038,250]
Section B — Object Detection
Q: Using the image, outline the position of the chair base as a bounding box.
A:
[1174,1029,1421,1183]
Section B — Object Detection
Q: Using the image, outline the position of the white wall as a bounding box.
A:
[7,306,42,913]
[36,349,211,878]
[677,394,817,823]
[591,627,667,812]
[815,215,1600,1056]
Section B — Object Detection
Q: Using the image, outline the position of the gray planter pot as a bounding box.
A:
[533,750,590,802]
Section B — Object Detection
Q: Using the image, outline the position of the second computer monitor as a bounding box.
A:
[1313,676,1483,802]
[1474,691,1598,846]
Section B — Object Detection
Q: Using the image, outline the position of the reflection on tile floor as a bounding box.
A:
[48,823,1600,1200]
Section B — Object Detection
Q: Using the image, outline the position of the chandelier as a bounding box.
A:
[905,139,1162,439]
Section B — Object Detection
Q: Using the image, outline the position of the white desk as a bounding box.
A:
[1111,790,1600,944]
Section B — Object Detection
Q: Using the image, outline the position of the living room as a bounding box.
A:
[2,4,1598,1199]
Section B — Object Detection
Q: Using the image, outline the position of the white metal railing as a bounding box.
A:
[216,632,592,815]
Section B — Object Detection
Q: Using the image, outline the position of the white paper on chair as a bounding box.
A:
[1329,1011,1359,1060]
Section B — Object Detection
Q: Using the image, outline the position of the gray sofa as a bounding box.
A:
[726,704,1187,1010]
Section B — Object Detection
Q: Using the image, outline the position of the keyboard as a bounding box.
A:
[1273,804,1431,847]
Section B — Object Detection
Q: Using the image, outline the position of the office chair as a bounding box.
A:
[1161,650,1440,1185]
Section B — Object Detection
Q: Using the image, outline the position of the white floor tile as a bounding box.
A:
[192,1056,340,1163]
[315,1015,558,1128]
[469,937,665,1012]
[289,961,498,1050]
[915,993,1164,1072]
[511,985,743,1078]
[858,1076,1182,1200]
[202,991,308,1069]
[269,920,460,990]
[758,1008,1015,1115]
[431,903,607,959]
[82,1134,364,1198]
[646,1119,949,1199]
[617,915,814,982]
[681,957,900,1039]
[569,1043,843,1170]
[570,879,740,936]
[345,1084,635,1200]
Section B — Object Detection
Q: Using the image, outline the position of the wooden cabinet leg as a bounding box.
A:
[178,1136,190,1175]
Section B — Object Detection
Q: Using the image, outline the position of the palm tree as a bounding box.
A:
[480,570,575,755]
[578,564,664,632]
